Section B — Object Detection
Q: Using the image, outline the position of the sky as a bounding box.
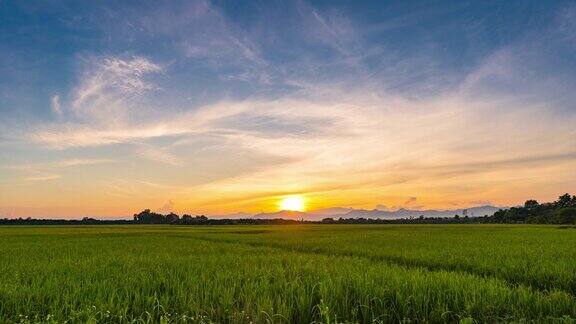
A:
[1,0,575,218]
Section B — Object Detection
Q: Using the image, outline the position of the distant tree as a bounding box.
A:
[166,212,180,223]
[321,218,335,224]
[553,208,576,224]
[133,209,166,224]
[524,199,539,209]
[182,214,193,224]
[556,193,573,208]
[81,217,97,224]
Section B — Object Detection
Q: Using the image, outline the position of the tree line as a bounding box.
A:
[132,209,315,225]
[487,193,576,224]
[1,193,574,225]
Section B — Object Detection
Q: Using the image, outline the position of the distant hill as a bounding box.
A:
[210,212,254,219]
[342,206,502,219]
[248,205,502,221]
[252,210,312,219]
[310,207,355,216]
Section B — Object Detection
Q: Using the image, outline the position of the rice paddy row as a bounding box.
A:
[0,225,575,323]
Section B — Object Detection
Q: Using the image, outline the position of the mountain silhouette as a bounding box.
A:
[246,205,502,221]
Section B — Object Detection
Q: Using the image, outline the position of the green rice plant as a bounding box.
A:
[0,225,575,323]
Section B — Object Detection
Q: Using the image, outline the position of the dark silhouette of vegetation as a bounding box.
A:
[133,209,172,224]
[0,217,132,225]
[488,193,576,224]
[1,193,574,226]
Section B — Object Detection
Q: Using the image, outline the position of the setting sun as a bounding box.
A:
[279,196,306,212]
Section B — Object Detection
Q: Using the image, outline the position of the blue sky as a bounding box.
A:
[1,0,575,217]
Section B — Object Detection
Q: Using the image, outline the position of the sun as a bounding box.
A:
[279,195,306,212]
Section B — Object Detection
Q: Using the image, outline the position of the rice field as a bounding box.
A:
[1,225,576,323]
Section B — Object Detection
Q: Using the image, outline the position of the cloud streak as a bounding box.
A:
[24,174,61,182]
[51,95,62,116]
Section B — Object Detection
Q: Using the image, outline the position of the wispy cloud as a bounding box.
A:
[7,158,115,170]
[6,159,115,184]
[74,56,162,109]
[135,144,182,166]
[24,174,61,182]
[31,124,191,148]
[51,94,62,116]
[65,55,164,129]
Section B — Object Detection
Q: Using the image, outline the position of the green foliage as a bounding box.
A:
[554,208,576,224]
[1,225,576,323]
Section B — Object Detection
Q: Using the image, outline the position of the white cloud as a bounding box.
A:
[70,56,162,126]
[51,94,62,116]
[74,56,162,108]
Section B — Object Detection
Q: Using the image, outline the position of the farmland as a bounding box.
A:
[1,225,576,323]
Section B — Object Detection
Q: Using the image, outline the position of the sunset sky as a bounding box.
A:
[1,0,575,218]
